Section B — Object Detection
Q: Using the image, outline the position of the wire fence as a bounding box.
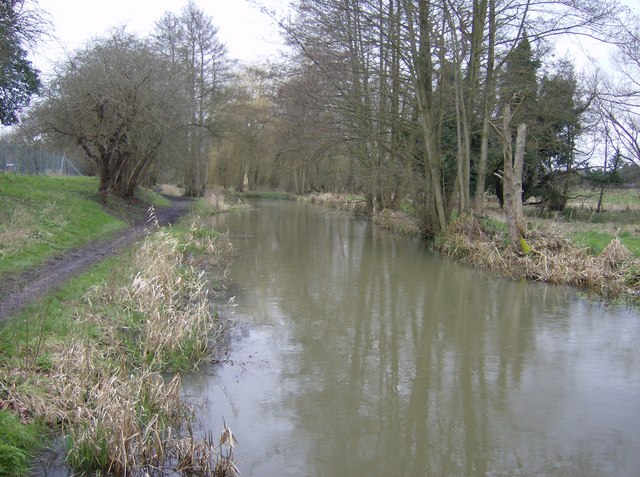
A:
[0,139,86,176]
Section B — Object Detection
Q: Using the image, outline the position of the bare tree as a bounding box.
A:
[596,15,640,170]
[153,1,229,197]
[212,69,279,192]
[32,31,181,199]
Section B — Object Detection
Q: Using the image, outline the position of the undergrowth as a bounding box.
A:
[436,214,640,305]
[0,218,238,475]
[0,410,42,477]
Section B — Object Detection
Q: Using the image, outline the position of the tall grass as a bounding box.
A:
[0,217,238,475]
[437,214,640,304]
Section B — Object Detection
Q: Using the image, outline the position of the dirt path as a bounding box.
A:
[0,196,193,322]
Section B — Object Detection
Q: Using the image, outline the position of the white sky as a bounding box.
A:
[32,0,289,76]
[29,0,639,79]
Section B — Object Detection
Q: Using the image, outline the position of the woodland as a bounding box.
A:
[2,0,640,239]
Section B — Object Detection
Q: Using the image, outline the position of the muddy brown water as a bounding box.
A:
[183,199,640,477]
[33,199,640,476]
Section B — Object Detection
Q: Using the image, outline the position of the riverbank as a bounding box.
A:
[295,191,640,306]
[0,176,240,476]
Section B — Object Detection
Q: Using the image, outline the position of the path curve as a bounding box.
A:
[0,196,193,321]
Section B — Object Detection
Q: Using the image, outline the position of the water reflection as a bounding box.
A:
[185,200,640,477]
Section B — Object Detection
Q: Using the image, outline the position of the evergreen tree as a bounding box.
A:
[0,0,42,125]
[534,62,586,210]
[498,34,539,125]
[491,34,540,205]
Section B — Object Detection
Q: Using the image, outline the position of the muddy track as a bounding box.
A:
[0,196,193,322]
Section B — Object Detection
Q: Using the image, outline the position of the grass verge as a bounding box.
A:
[436,214,640,305]
[0,215,238,475]
[0,174,169,277]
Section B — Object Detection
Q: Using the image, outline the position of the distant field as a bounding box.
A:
[530,187,640,257]
[567,187,640,211]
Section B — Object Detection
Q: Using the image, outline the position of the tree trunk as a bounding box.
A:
[499,104,527,247]
[501,106,518,243]
[513,123,527,233]
[474,0,496,214]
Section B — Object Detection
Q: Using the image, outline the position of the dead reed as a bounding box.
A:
[301,192,369,215]
[204,191,232,212]
[373,208,421,237]
[2,218,238,475]
[157,183,184,196]
[437,214,640,303]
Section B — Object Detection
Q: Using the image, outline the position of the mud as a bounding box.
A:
[0,196,193,321]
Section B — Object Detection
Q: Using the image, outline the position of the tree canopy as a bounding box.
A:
[13,0,639,217]
[0,0,44,125]
[33,31,183,198]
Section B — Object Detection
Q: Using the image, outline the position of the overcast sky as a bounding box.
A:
[32,0,636,79]
[33,0,289,76]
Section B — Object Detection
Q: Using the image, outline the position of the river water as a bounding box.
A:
[184,199,640,477]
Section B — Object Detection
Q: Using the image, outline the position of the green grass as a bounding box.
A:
[0,175,122,276]
[0,174,169,277]
[0,254,126,364]
[232,190,295,200]
[569,231,640,257]
[569,187,640,207]
[345,193,366,202]
[0,410,44,477]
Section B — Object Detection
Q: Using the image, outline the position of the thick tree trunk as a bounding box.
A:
[501,106,518,243]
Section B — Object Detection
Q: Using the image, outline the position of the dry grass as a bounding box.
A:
[300,192,369,215]
[118,227,219,367]
[1,219,238,474]
[437,214,640,303]
[173,425,240,476]
[373,208,421,237]
[157,183,184,196]
[204,191,233,212]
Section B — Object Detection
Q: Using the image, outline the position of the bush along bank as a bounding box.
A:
[436,214,640,306]
[0,216,239,476]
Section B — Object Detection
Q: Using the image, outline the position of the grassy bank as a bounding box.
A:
[437,214,640,304]
[440,191,640,305]
[0,174,170,278]
[302,190,640,305]
[0,176,238,476]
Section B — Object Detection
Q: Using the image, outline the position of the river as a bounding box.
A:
[181,199,640,477]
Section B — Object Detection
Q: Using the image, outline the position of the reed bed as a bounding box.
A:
[300,192,369,215]
[156,183,184,196]
[204,191,233,212]
[373,208,421,237]
[437,214,640,303]
[1,218,238,475]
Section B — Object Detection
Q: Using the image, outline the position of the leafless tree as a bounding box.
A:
[32,30,182,199]
[153,1,230,197]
